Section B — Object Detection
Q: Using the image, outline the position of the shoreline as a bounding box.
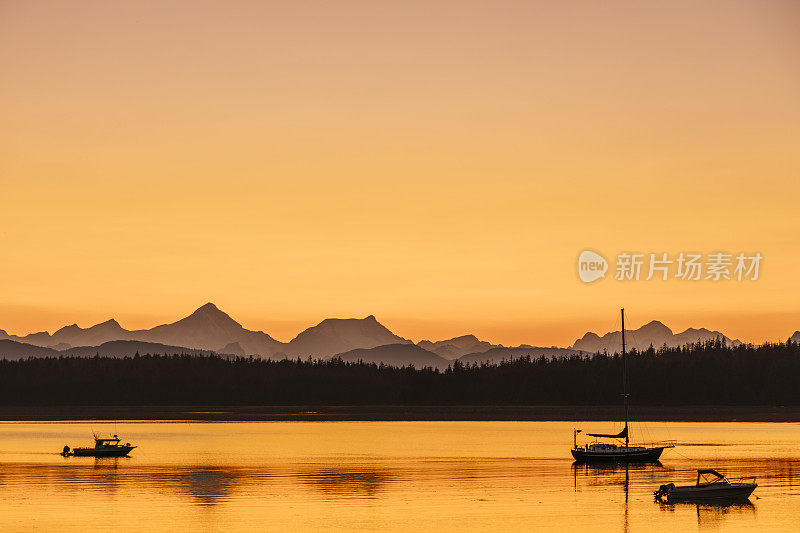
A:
[0,405,799,422]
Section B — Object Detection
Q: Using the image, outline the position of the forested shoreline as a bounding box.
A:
[1,339,798,406]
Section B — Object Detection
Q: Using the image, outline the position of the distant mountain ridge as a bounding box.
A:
[135,303,283,355]
[0,305,414,359]
[0,303,283,356]
[285,315,411,358]
[458,346,585,364]
[0,339,59,359]
[0,338,237,361]
[52,318,128,346]
[418,335,500,359]
[1,303,789,368]
[334,343,450,370]
[572,320,741,354]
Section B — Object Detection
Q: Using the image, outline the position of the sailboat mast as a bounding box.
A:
[621,308,629,447]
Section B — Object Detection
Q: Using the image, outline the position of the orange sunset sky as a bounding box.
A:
[1,1,799,347]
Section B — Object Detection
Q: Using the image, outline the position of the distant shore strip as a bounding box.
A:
[2,405,800,422]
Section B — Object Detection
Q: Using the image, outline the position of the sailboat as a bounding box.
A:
[571,308,674,463]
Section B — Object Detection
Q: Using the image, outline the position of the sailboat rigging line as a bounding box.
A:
[602,311,625,434]
[621,310,658,446]
[621,308,629,448]
[669,446,693,460]
[628,313,655,442]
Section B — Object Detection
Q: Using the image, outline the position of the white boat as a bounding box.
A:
[655,469,757,502]
[62,433,136,457]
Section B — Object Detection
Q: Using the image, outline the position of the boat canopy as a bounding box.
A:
[697,469,727,485]
[93,434,121,444]
[587,427,628,439]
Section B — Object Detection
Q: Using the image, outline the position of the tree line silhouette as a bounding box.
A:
[1,338,798,405]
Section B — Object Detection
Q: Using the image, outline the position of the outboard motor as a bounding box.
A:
[654,483,675,501]
[61,445,71,456]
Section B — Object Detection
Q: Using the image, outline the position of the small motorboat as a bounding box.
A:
[61,433,137,458]
[655,469,757,502]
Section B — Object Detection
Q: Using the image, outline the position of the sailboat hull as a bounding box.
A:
[571,446,665,463]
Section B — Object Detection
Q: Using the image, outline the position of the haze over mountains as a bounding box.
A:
[284,315,411,358]
[573,320,742,354]
[0,339,216,360]
[418,335,499,359]
[335,344,451,370]
[0,303,283,356]
[0,302,790,367]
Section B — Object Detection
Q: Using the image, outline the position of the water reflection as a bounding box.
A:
[658,500,756,529]
[5,460,394,508]
[574,461,664,472]
[2,421,800,531]
[42,457,126,493]
[298,468,391,498]
[572,461,668,489]
[570,462,681,533]
[163,467,241,506]
[0,461,245,507]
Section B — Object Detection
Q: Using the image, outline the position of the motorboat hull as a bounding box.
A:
[70,446,135,457]
[571,446,665,463]
[663,483,757,502]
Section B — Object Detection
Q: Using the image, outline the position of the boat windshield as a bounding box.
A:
[94,434,122,446]
[697,469,728,486]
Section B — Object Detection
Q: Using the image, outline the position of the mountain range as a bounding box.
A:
[284,315,411,358]
[0,303,282,356]
[417,335,499,359]
[0,302,791,368]
[572,320,741,354]
[0,339,216,360]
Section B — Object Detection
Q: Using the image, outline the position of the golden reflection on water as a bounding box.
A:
[0,421,798,531]
[657,501,757,530]
[299,468,391,498]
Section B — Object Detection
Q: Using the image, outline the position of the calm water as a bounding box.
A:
[1,421,799,531]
